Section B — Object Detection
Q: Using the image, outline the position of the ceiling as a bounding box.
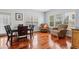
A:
[34,9,75,12]
[34,9,50,12]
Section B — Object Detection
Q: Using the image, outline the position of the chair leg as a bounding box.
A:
[17,38,19,42]
[26,36,27,39]
[6,36,9,46]
[32,34,34,39]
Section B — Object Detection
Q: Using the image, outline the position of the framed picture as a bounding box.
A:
[15,13,23,21]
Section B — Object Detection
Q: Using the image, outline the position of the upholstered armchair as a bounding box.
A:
[51,24,68,40]
[39,23,49,33]
[57,24,68,39]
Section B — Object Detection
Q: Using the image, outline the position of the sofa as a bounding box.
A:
[50,24,68,37]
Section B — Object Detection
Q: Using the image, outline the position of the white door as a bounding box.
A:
[0,14,11,34]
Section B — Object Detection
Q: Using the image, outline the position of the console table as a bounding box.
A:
[72,29,79,48]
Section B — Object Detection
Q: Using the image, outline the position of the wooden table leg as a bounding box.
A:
[30,29,33,39]
[10,33,13,46]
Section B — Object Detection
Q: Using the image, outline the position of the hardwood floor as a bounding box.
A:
[0,32,71,49]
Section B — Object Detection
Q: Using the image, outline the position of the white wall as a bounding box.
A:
[0,9,44,34]
[1,9,44,26]
[0,9,45,34]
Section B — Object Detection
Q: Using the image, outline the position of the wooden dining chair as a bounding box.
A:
[29,25,34,35]
[4,25,12,45]
[29,25,35,41]
[17,26,28,41]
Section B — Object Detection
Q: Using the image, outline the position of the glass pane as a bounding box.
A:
[64,16,69,24]
[50,22,54,26]
[55,21,62,26]
[55,14,62,27]
[49,16,54,26]
[70,14,75,27]
[72,14,75,19]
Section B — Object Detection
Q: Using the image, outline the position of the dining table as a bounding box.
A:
[10,27,33,46]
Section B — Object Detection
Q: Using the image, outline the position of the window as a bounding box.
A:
[48,12,76,28]
[64,13,76,28]
[55,14,62,27]
[64,16,69,24]
[69,14,75,27]
[72,14,75,19]
[49,16,54,26]
[0,14,10,34]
